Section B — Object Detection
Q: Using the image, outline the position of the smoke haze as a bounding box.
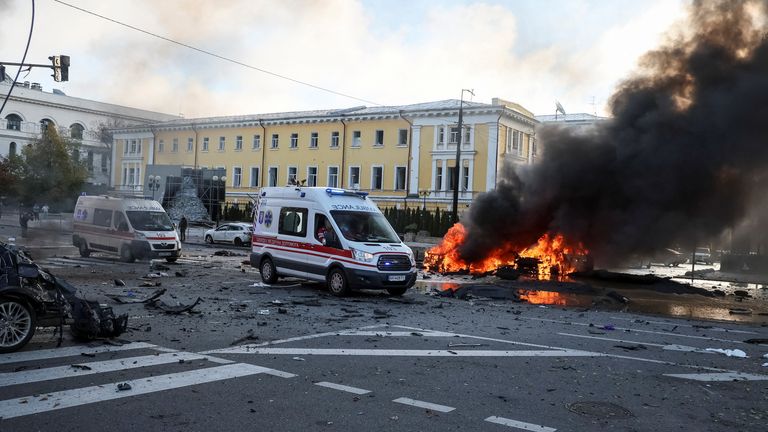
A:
[459,0,768,266]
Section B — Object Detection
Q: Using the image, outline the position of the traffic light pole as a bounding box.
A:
[0,55,70,82]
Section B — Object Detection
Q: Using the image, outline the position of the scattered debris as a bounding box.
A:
[743,339,768,345]
[175,271,186,277]
[600,324,615,331]
[613,344,647,351]
[80,352,96,358]
[729,308,752,315]
[448,343,485,348]
[231,329,259,345]
[151,263,171,271]
[277,308,288,314]
[146,297,202,314]
[70,364,92,370]
[114,279,126,286]
[705,348,748,358]
[292,299,322,306]
[138,281,162,287]
[258,309,270,315]
[292,357,306,361]
[116,383,132,391]
[606,291,630,304]
[107,288,167,304]
[373,309,394,319]
[733,290,750,298]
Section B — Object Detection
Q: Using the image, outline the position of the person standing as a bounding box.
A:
[41,204,49,219]
[178,216,188,242]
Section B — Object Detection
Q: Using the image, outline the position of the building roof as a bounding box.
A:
[535,113,608,123]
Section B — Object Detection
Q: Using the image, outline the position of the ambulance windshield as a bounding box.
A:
[126,211,174,231]
[330,211,400,243]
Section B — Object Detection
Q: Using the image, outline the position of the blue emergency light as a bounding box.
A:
[325,188,369,198]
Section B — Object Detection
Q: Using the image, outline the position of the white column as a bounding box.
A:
[408,125,421,195]
[486,121,499,191]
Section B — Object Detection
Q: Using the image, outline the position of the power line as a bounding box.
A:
[52,0,382,106]
[0,0,35,117]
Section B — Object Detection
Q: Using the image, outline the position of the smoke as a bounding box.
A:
[459,0,768,266]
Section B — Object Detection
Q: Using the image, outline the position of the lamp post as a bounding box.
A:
[419,190,431,211]
[147,175,161,201]
[212,175,227,225]
[452,88,474,224]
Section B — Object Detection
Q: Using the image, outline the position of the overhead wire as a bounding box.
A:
[0,0,36,117]
[51,0,382,106]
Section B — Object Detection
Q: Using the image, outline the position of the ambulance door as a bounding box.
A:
[306,212,344,281]
[274,206,309,278]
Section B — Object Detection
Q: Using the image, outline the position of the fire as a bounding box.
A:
[424,223,588,278]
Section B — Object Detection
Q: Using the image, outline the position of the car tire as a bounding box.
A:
[234,237,243,247]
[0,297,37,353]
[386,286,408,296]
[205,235,214,244]
[78,240,90,258]
[327,267,350,297]
[260,258,278,284]
[120,246,135,263]
[165,258,177,263]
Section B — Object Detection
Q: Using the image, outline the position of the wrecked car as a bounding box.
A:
[0,241,128,353]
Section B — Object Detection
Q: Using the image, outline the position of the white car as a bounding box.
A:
[204,223,253,247]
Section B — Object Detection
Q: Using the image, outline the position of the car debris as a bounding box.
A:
[114,279,126,286]
[145,297,202,314]
[231,329,259,345]
[705,348,748,358]
[106,288,167,304]
[116,382,132,391]
[71,364,93,371]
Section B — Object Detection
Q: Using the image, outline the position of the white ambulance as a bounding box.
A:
[72,195,181,263]
[251,187,417,296]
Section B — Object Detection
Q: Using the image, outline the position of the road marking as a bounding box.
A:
[0,352,207,387]
[0,363,274,419]
[334,330,457,337]
[485,415,556,431]
[520,317,745,344]
[215,347,601,357]
[315,381,371,395]
[0,342,157,365]
[664,372,768,382]
[607,316,758,334]
[558,332,713,354]
[393,397,455,413]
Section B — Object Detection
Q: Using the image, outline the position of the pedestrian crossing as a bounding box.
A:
[35,256,203,269]
[0,342,295,419]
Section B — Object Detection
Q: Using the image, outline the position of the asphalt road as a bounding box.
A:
[1,222,767,431]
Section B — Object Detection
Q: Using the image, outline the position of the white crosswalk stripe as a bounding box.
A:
[0,343,294,419]
[36,256,201,268]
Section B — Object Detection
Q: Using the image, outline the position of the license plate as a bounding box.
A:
[158,252,171,257]
[388,275,406,282]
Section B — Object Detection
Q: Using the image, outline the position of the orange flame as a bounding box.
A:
[424,223,588,278]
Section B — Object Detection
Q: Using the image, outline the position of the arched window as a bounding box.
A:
[9,142,16,157]
[70,123,84,139]
[40,118,53,133]
[5,114,21,131]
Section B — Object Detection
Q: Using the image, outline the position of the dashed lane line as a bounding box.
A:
[664,372,768,382]
[485,416,557,431]
[314,381,371,395]
[607,316,758,334]
[212,347,602,357]
[557,332,714,354]
[393,397,455,413]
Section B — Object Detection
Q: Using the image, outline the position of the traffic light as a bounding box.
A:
[0,65,5,81]
[48,55,69,82]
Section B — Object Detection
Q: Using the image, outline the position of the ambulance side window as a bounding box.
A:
[93,208,113,228]
[114,212,129,232]
[278,207,308,237]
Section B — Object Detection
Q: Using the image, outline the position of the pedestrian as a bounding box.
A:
[178,216,188,242]
[32,204,40,221]
[19,210,30,237]
[41,204,49,219]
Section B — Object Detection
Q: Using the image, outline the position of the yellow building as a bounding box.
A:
[111,98,537,212]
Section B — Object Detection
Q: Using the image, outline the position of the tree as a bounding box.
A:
[0,153,24,201]
[94,118,128,187]
[19,124,88,209]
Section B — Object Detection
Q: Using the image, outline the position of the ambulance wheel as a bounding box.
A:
[78,241,90,258]
[120,246,135,263]
[327,268,350,297]
[234,237,243,247]
[386,286,408,296]
[0,297,37,353]
[260,258,278,284]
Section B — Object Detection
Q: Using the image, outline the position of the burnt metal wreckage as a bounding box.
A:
[0,241,128,353]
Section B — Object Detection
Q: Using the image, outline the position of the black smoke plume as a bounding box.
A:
[459,0,768,266]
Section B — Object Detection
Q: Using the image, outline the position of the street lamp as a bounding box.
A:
[419,190,431,211]
[452,88,474,224]
[212,175,227,225]
[147,175,161,201]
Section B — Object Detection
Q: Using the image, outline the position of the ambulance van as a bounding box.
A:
[251,187,417,296]
[72,195,181,263]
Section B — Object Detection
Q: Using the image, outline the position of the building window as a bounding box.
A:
[123,140,128,155]
[250,167,260,187]
[5,114,21,131]
[70,123,84,140]
[101,154,108,173]
[330,131,339,148]
[252,134,261,150]
[352,131,361,147]
[87,151,94,173]
[287,166,298,184]
[507,128,522,155]
[375,130,384,146]
[398,129,408,146]
[233,167,242,188]
[137,139,142,154]
[328,166,338,187]
[436,166,443,190]
[218,136,225,151]
[172,138,179,152]
[130,140,137,153]
[290,133,298,149]
[449,127,459,144]
[202,137,209,152]
[307,166,317,186]
[310,132,318,148]
[271,134,279,149]
[371,166,383,190]
[187,137,194,152]
[438,127,445,147]
[349,166,360,189]
[157,139,164,153]
[462,165,470,191]
[236,135,243,151]
[395,166,406,190]
[268,167,278,187]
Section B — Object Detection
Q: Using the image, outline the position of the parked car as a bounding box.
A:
[694,247,713,265]
[204,223,253,246]
[650,248,688,267]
